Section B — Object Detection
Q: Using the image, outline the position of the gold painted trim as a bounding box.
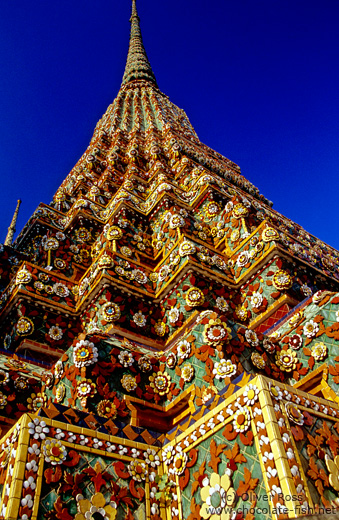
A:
[255,375,300,519]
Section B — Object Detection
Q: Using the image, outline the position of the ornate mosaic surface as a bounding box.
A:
[1,1,339,519]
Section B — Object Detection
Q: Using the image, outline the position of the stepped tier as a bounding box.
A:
[0,2,339,520]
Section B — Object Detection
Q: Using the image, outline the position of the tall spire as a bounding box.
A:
[121,0,158,87]
[4,199,21,246]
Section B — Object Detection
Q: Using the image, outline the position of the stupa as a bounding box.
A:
[1,2,339,519]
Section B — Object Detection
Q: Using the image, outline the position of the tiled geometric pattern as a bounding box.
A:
[1,1,339,520]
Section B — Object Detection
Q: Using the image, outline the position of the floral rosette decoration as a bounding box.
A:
[74,227,91,243]
[138,355,152,372]
[149,371,171,397]
[48,325,63,341]
[243,384,259,405]
[118,350,134,367]
[200,472,236,519]
[244,329,259,347]
[269,383,283,400]
[288,334,302,350]
[55,383,65,403]
[77,379,96,400]
[262,227,279,242]
[233,406,251,433]
[185,287,205,307]
[263,338,276,354]
[75,493,117,520]
[0,392,7,409]
[232,203,248,218]
[303,319,319,338]
[73,340,98,368]
[275,349,297,372]
[213,359,237,380]
[169,448,188,476]
[54,258,66,270]
[286,403,304,425]
[254,241,264,253]
[230,229,240,242]
[133,310,147,328]
[166,352,177,369]
[234,305,248,322]
[128,459,148,482]
[102,302,121,322]
[168,307,179,324]
[97,400,118,419]
[179,240,196,256]
[251,352,266,369]
[15,267,32,285]
[106,225,123,241]
[272,270,293,291]
[42,439,67,465]
[236,251,249,268]
[325,456,339,492]
[149,272,158,284]
[53,282,69,298]
[181,363,194,382]
[154,320,167,336]
[43,237,59,251]
[0,370,9,386]
[250,291,263,309]
[204,318,231,344]
[144,448,160,468]
[27,392,46,412]
[169,213,185,229]
[16,317,34,336]
[162,445,174,466]
[311,342,327,361]
[204,201,220,218]
[54,359,64,380]
[215,296,229,313]
[121,374,137,392]
[177,339,191,360]
[98,253,113,268]
[28,417,49,440]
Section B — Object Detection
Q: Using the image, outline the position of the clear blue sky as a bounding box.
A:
[1,0,338,248]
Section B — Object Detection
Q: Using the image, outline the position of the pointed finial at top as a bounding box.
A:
[4,199,21,246]
[131,0,138,18]
[121,0,158,86]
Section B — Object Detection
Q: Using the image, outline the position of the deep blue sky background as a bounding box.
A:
[1,1,338,248]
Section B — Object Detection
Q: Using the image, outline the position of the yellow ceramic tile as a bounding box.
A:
[261,405,279,425]
[70,424,83,435]
[265,421,282,440]
[49,419,67,430]
[258,387,274,402]
[63,441,76,449]
[270,439,286,460]
[14,445,28,463]
[5,497,21,520]
[275,456,294,480]
[20,415,33,429]
[278,479,299,506]
[255,374,269,390]
[19,428,30,446]
[9,479,23,499]
[11,461,26,481]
